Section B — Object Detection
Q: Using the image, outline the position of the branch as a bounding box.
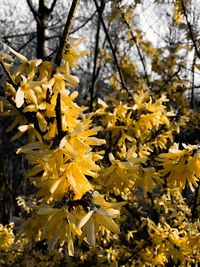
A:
[119,10,150,88]
[17,34,36,53]
[54,0,80,67]
[89,8,102,111]
[191,52,196,108]
[156,65,181,93]
[70,11,97,34]
[181,0,200,59]
[26,0,40,23]
[55,92,62,138]
[93,0,132,97]
[49,0,58,13]
[4,31,36,39]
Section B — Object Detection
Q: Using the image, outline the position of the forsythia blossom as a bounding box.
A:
[0,41,125,255]
[0,224,14,252]
[157,143,200,191]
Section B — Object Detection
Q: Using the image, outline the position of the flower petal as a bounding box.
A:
[15,87,24,108]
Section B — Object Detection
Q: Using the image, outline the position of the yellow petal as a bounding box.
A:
[67,225,74,256]
[95,213,120,234]
[0,51,13,62]
[23,104,37,112]
[65,74,79,87]
[18,124,29,132]
[8,46,28,63]
[36,112,47,132]
[95,207,120,217]
[50,178,62,194]
[37,205,59,215]
[25,89,38,104]
[98,98,108,107]
[29,59,43,67]
[15,87,24,108]
[86,217,96,246]
[78,210,94,229]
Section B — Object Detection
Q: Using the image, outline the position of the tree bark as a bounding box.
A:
[36,0,50,59]
[27,0,58,59]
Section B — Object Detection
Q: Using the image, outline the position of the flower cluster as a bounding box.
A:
[0,223,14,252]
[0,42,125,255]
[157,143,200,191]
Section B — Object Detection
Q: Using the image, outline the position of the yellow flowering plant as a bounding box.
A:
[0,0,200,266]
[0,39,126,257]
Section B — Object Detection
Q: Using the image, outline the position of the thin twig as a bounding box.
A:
[49,0,58,13]
[89,8,102,111]
[181,0,200,59]
[4,31,36,39]
[191,51,196,108]
[55,92,62,138]
[17,34,36,53]
[93,0,132,97]
[70,11,97,34]
[119,10,150,88]
[156,65,181,93]
[54,0,80,67]
[26,0,40,23]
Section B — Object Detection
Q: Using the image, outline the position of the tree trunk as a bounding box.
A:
[37,0,50,59]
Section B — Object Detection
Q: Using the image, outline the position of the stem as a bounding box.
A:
[157,65,181,93]
[181,0,200,59]
[89,9,102,111]
[93,0,132,97]
[54,0,80,67]
[191,51,196,108]
[118,10,150,88]
[55,92,62,138]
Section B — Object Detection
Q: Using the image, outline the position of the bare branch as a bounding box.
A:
[4,31,36,39]
[89,8,102,111]
[156,65,181,93]
[70,11,97,34]
[55,92,62,138]
[191,52,196,108]
[118,10,150,88]
[181,0,200,59]
[49,0,58,13]
[54,0,80,67]
[17,34,36,53]
[93,0,132,97]
[26,0,40,23]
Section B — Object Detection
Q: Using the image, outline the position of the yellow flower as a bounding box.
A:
[136,167,162,194]
[77,191,125,246]
[62,38,89,69]
[157,143,199,191]
[15,75,42,108]
[99,153,144,190]
[187,154,200,177]
[9,46,42,83]
[0,223,14,252]
[154,252,168,265]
